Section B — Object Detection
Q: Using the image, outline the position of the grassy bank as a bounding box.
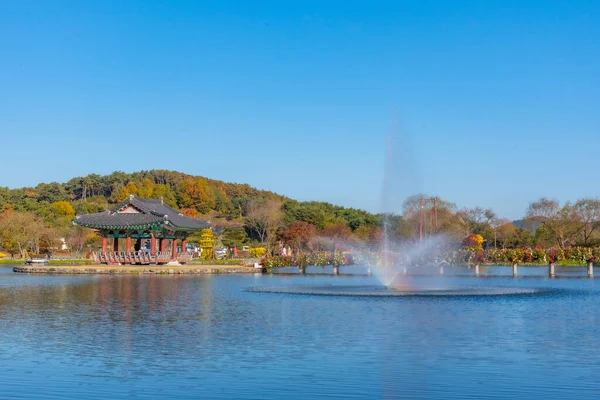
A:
[48,259,95,265]
[190,259,245,266]
[0,259,25,265]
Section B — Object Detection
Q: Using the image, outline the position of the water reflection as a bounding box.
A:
[1,266,600,399]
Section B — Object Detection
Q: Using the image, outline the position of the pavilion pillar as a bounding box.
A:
[181,239,187,254]
[126,236,132,252]
[172,239,178,260]
[150,234,157,255]
[114,237,119,252]
[102,236,108,252]
[160,238,166,252]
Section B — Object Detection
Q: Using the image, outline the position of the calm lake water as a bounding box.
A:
[1,264,600,399]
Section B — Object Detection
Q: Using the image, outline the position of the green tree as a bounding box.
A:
[35,182,69,203]
[221,227,250,248]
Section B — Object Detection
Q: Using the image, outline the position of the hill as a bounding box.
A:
[0,170,380,255]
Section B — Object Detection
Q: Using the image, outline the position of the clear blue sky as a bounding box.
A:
[1,1,598,220]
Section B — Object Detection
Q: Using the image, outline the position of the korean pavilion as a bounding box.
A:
[72,194,211,265]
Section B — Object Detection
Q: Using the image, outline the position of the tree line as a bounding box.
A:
[0,170,598,257]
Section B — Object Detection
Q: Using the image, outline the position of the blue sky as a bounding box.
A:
[0,1,598,220]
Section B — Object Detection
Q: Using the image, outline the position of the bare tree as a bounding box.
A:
[66,226,97,256]
[491,218,511,249]
[244,200,283,251]
[527,198,584,249]
[574,199,600,244]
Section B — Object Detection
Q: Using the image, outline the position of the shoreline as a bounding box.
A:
[13,264,261,275]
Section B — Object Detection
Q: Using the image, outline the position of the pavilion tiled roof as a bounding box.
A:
[72,195,211,231]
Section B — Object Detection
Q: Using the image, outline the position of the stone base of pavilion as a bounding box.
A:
[13,264,258,275]
[92,251,193,265]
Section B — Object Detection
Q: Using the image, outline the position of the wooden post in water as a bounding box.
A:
[475,264,480,277]
[588,262,594,278]
[513,263,518,277]
[549,262,555,278]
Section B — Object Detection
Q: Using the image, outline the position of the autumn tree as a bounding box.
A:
[0,212,45,258]
[180,208,201,218]
[152,184,177,207]
[278,221,317,253]
[176,177,216,213]
[199,228,215,259]
[462,233,484,251]
[115,182,140,202]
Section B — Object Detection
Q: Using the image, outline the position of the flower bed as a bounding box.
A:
[261,247,600,268]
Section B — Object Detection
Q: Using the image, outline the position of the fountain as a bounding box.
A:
[251,120,549,298]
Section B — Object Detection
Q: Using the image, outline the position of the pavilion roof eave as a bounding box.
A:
[72,220,162,231]
[164,222,210,232]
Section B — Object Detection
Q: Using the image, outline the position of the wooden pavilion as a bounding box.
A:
[72,194,210,265]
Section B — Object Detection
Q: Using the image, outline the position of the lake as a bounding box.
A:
[1,264,599,399]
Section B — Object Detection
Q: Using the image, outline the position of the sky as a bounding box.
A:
[0,0,598,220]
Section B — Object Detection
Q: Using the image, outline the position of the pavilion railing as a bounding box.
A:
[92,251,193,265]
[177,253,193,264]
[155,251,172,264]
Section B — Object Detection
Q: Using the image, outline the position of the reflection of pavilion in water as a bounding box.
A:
[73,195,210,265]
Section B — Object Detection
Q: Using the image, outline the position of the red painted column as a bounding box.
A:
[102,237,108,252]
[126,236,132,252]
[150,234,156,255]
[114,237,119,252]
[181,239,187,254]
[160,238,166,252]
[172,239,178,260]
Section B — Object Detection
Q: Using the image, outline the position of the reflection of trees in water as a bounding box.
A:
[0,276,237,372]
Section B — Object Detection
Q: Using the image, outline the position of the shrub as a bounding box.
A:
[250,247,267,258]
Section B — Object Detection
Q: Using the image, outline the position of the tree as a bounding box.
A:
[66,226,98,256]
[244,200,282,250]
[152,184,177,208]
[35,182,68,203]
[32,226,62,255]
[176,177,216,213]
[0,212,45,258]
[199,228,215,259]
[462,233,484,251]
[278,221,317,253]
[180,208,201,218]
[574,198,600,244]
[221,227,250,249]
[50,201,75,219]
[456,207,496,239]
[115,182,140,202]
[527,198,584,248]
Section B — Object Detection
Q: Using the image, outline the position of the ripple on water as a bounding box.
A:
[247,284,553,297]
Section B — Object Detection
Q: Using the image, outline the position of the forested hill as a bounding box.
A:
[0,170,378,229]
[0,170,384,256]
[0,170,287,218]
